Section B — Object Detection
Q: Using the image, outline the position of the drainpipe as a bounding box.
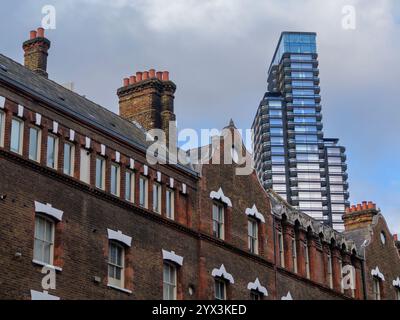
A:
[361,257,368,300]
[272,215,278,300]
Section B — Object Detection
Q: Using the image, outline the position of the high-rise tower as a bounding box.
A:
[252,32,350,231]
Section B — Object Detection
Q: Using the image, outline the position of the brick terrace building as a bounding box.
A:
[0,28,399,300]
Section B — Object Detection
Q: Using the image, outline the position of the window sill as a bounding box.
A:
[107,284,132,295]
[32,260,63,272]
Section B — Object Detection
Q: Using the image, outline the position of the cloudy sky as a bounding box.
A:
[2,0,399,232]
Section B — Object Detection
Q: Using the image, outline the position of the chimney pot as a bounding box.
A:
[37,27,45,38]
[136,72,143,82]
[156,72,163,80]
[123,78,129,87]
[30,30,37,40]
[162,71,169,81]
[394,234,398,242]
[368,202,376,210]
[149,69,156,78]
[129,76,136,85]
[143,71,149,80]
[357,204,362,211]
[362,201,368,210]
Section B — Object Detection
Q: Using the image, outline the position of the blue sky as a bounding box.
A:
[1,0,399,233]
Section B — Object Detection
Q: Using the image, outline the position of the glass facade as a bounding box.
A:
[253,32,349,231]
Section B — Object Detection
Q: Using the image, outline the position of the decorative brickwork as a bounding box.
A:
[117,70,176,144]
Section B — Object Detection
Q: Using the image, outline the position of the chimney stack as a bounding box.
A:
[117,69,176,145]
[23,27,51,78]
[343,201,379,232]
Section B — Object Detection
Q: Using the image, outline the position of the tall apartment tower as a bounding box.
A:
[252,32,350,231]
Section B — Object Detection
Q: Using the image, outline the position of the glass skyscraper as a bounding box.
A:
[252,32,350,231]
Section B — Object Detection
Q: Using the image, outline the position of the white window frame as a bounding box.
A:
[327,250,333,289]
[214,278,227,300]
[46,134,58,169]
[292,236,298,274]
[10,117,24,155]
[278,231,285,268]
[63,142,75,177]
[373,277,381,300]
[139,176,148,208]
[34,215,55,265]
[212,203,225,240]
[0,110,4,147]
[153,183,162,214]
[125,169,135,203]
[95,156,106,190]
[248,218,259,254]
[108,241,125,289]
[163,262,177,300]
[304,240,310,279]
[29,127,41,162]
[80,148,91,184]
[110,163,120,196]
[166,188,175,220]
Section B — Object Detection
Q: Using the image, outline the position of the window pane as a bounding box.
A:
[111,164,119,195]
[0,112,3,147]
[63,143,73,176]
[47,135,57,168]
[153,184,161,213]
[139,177,148,208]
[11,119,22,154]
[166,189,174,219]
[96,158,105,189]
[29,128,40,161]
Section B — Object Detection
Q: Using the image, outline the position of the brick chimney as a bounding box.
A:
[117,69,176,144]
[22,27,51,78]
[343,201,379,232]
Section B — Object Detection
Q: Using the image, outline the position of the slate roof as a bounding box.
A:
[0,54,197,175]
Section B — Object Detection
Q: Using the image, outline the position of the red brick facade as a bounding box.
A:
[0,28,399,300]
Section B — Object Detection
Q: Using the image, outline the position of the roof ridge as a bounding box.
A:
[0,53,144,132]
